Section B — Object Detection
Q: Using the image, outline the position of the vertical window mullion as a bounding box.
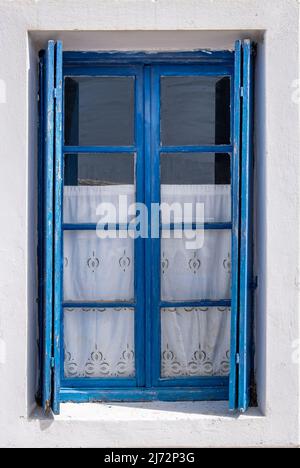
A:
[144,64,153,388]
[150,66,162,385]
[135,68,146,387]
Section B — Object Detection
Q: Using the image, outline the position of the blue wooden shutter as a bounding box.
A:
[229,40,242,411]
[229,39,254,412]
[238,39,255,412]
[41,40,55,411]
[53,41,63,415]
[41,40,63,413]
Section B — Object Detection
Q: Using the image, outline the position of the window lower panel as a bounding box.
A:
[64,308,135,380]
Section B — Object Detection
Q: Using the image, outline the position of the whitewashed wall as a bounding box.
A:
[0,0,299,448]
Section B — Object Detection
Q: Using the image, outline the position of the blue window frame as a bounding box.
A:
[38,41,254,415]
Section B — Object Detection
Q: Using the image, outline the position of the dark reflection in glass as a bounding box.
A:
[64,77,135,146]
[64,153,135,186]
[161,153,231,185]
[161,76,231,146]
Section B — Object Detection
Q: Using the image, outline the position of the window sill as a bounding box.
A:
[28,402,269,447]
[33,401,262,422]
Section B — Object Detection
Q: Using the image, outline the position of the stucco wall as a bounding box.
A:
[0,0,299,448]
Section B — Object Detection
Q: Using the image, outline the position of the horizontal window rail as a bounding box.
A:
[160,145,232,153]
[63,146,233,154]
[63,50,234,65]
[160,300,231,309]
[161,222,232,231]
[63,146,136,154]
[63,222,232,232]
[63,301,136,309]
[63,223,134,231]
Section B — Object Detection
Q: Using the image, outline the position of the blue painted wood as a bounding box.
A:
[63,50,234,66]
[160,145,232,153]
[144,65,153,388]
[238,40,254,412]
[59,51,68,389]
[64,66,140,77]
[151,64,234,390]
[61,377,137,388]
[150,66,163,387]
[62,222,232,231]
[156,376,228,388]
[134,67,146,387]
[64,145,233,154]
[42,41,55,412]
[60,386,229,403]
[155,64,233,77]
[63,223,135,231]
[64,49,234,65]
[160,300,231,308]
[37,51,45,404]
[39,50,241,409]
[53,41,63,415]
[63,300,230,309]
[63,146,136,153]
[229,40,242,411]
[63,301,136,308]
[59,65,145,393]
[162,223,232,231]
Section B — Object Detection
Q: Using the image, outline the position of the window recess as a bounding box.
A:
[38,41,254,414]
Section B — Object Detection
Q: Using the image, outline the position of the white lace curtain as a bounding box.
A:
[63,184,231,379]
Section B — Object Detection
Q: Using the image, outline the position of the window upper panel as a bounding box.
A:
[161,76,231,146]
[64,76,135,146]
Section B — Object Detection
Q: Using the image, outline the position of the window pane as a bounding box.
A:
[161,230,231,301]
[161,153,230,185]
[161,307,230,378]
[63,153,135,224]
[64,76,135,146]
[64,308,135,378]
[64,231,134,302]
[161,76,230,146]
[161,153,231,223]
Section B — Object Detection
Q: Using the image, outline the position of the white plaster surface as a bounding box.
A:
[0,0,299,448]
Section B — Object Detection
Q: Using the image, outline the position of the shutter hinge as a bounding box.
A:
[240,87,244,98]
[236,353,240,365]
[53,88,57,99]
[50,357,55,369]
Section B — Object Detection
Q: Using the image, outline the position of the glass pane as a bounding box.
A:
[64,231,134,302]
[161,307,230,378]
[161,153,230,185]
[161,153,231,223]
[161,230,231,301]
[64,76,135,146]
[64,308,135,378]
[161,76,230,146]
[64,153,135,224]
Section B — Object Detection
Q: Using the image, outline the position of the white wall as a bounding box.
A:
[0,0,299,448]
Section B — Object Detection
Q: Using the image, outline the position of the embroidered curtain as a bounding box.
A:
[63,184,231,379]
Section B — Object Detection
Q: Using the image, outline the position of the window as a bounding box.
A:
[38,41,254,414]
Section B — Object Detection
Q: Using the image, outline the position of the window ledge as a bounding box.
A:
[32,401,263,422]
